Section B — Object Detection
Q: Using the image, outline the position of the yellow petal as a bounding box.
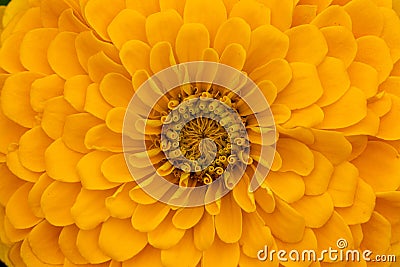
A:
[220,43,246,70]
[347,135,368,161]
[327,162,359,207]
[375,191,400,224]
[183,0,227,43]
[40,0,69,28]
[146,9,182,47]
[148,212,185,249]
[283,104,324,128]
[203,236,240,267]
[0,31,25,73]
[347,62,379,99]
[64,75,91,112]
[48,32,85,79]
[3,216,29,243]
[99,73,133,108]
[339,109,380,136]
[285,24,328,65]
[255,187,275,213]
[229,0,270,30]
[249,59,292,93]
[122,246,163,267]
[59,225,88,264]
[214,17,251,55]
[28,221,64,264]
[244,25,289,72]
[257,80,278,105]
[20,28,57,74]
[257,0,293,31]
[125,0,160,16]
[320,26,357,68]
[311,5,352,30]
[99,217,147,261]
[71,188,113,230]
[276,126,314,146]
[276,138,314,176]
[105,183,136,219]
[45,139,84,183]
[101,153,133,183]
[377,94,400,140]
[0,110,25,155]
[352,141,400,191]
[107,9,146,49]
[105,107,125,134]
[309,129,352,165]
[291,193,334,228]
[41,181,81,226]
[161,230,202,267]
[259,197,306,243]
[77,151,121,190]
[1,72,42,128]
[360,212,391,255]
[316,57,351,107]
[275,62,323,110]
[27,173,52,218]
[160,0,185,14]
[31,74,64,113]
[84,83,113,120]
[149,41,177,74]
[368,92,392,118]
[63,113,102,154]
[240,211,274,257]
[172,206,204,230]
[344,0,384,38]
[84,0,125,41]
[41,96,77,140]
[336,178,375,224]
[76,226,111,264]
[175,23,210,63]
[292,5,317,27]
[380,8,400,62]
[87,51,129,83]
[131,202,170,232]
[193,212,215,251]
[58,8,90,33]
[6,147,40,183]
[215,194,242,243]
[303,151,334,196]
[120,40,151,76]
[266,171,305,203]
[0,164,24,207]
[380,76,400,98]
[232,172,256,213]
[18,126,52,172]
[84,124,123,152]
[6,183,41,229]
[355,36,393,83]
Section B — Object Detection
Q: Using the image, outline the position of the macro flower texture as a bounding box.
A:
[1,0,400,266]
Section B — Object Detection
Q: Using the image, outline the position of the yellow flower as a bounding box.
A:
[0,0,400,266]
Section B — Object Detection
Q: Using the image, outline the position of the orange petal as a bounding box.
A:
[229,0,270,30]
[283,104,324,129]
[77,151,121,190]
[6,147,41,183]
[215,194,242,243]
[105,107,125,133]
[375,191,400,224]
[257,0,293,31]
[360,212,391,255]
[303,151,334,196]
[76,226,111,264]
[84,0,125,41]
[148,212,185,249]
[146,9,182,47]
[161,230,202,267]
[292,5,317,27]
[40,0,69,28]
[347,135,368,161]
[244,25,289,72]
[347,62,379,99]
[276,138,314,176]
[1,72,42,128]
[63,113,102,154]
[232,172,256,213]
[291,193,334,228]
[203,235,240,267]
[343,0,384,38]
[320,26,357,68]
[285,24,328,65]
[59,225,88,264]
[214,17,251,55]
[0,31,25,73]
[28,221,64,264]
[149,41,177,74]
[0,110,26,155]
[120,40,151,76]
[6,183,41,229]
[275,62,323,110]
[255,187,275,213]
[99,217,147,261]
[84,83,113,120]
[105,183,137,219]
[71,188,113,230]
[87,51,129,83]
[266,171,305,203]
[58,8,90,33]
[101,153,133,183]
[84,124,123,152]
[311,5,352,30]
[339,109,380,136]
[259,197,306,243]
[220,43,247,70]
[131,202,170,232]
[108,9,146,49]
[45,138,84,183]
[327,162,359,207]
[100,73,134,108]
[336,178,375,224]
[355,36,393,83]
[125,0,160,16]
[27,173,53,218]
[352,141,400,192]
[0,164,24,207]
[31,74,64,113]
[377,94,400,140]
[48,32,86,79]
[316,57,350,107]
[368,92,392,117]
[183,0,227,43]
[318,87,367,129]
[193,212,215,251]
[172,206,204,230]
[160,0,185,14]
[380,8,400,62]
[41,181,81,226]
[122,245,163,267]
[64,75,91,112]
[175,23,210,63]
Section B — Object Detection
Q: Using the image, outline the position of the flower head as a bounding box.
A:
[0,0,400,266]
